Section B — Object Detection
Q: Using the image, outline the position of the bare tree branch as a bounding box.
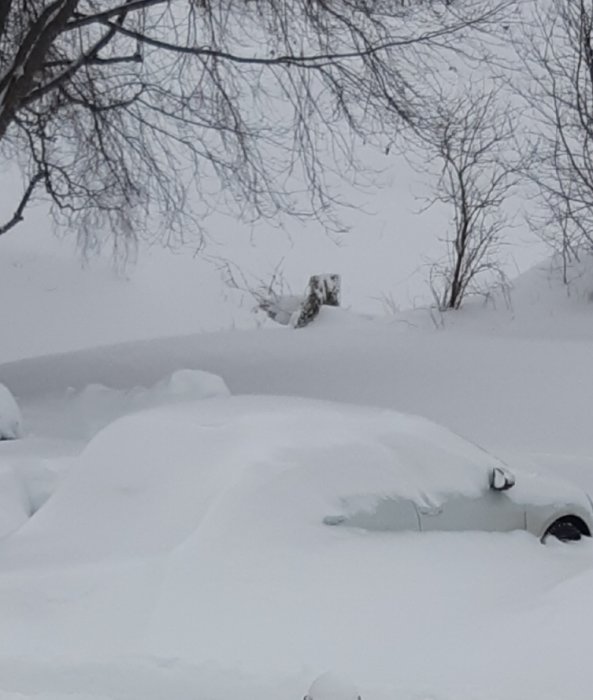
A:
[0,170,44,236]
[66,0,168,30]
[97,11,502,69]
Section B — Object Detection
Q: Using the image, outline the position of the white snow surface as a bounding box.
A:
[4,252,593,700]
[2,12,591,690]
[0,463,29,538]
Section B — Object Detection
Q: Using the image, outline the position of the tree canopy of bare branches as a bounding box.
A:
[0,0,509,256]
[519,0,593,273]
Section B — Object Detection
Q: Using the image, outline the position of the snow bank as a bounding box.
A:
[0,383,23,440]
[394,252,593,339]
[16,457,72,514]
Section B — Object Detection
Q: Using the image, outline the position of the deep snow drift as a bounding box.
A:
[2,255,593,700]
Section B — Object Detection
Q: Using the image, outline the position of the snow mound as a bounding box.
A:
[0,383,23,440]
[306,672,361,700]
[152,368,230,399]
[69,369,230,438]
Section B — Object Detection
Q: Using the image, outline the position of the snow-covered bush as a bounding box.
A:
[151,369,230,401]
[0,383,23,440]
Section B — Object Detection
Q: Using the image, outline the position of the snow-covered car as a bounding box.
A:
[6,396,590,568]
[323,461,593,542]
[314,405,593,543]
[194,395,592,544]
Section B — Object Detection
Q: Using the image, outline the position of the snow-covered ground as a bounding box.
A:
[1,243,593,699]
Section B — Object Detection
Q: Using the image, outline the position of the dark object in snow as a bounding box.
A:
[292,274,341,329]
[543,517,588,542]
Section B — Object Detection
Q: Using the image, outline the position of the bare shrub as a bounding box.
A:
[411,85,518,310]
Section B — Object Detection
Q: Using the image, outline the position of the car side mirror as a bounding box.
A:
[490,466,515,491]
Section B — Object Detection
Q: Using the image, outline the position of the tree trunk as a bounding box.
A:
[292,274,341,328]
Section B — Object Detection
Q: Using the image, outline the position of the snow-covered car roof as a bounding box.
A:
[178,394,504,502]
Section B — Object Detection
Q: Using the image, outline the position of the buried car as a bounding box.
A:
[317,417,593,543]
[4,395,589,566]
[136,394,593,544]
[109,395,593,544]
[323,463,593,542]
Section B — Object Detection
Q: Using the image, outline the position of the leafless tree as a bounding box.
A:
[0,0,509,257]
[412,85,518,310]
[519,0,593,276]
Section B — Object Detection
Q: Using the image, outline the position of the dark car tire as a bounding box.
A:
[543,518,585,543]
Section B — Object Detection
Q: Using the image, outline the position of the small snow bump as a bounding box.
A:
[305,672,361,700]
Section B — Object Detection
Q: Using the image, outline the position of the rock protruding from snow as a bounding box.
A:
[0,383,23,439]
[304,672,361,700]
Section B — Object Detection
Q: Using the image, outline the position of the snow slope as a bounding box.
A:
[396,253,593,339]
[1,254,593,700]
[4,297,593,459]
